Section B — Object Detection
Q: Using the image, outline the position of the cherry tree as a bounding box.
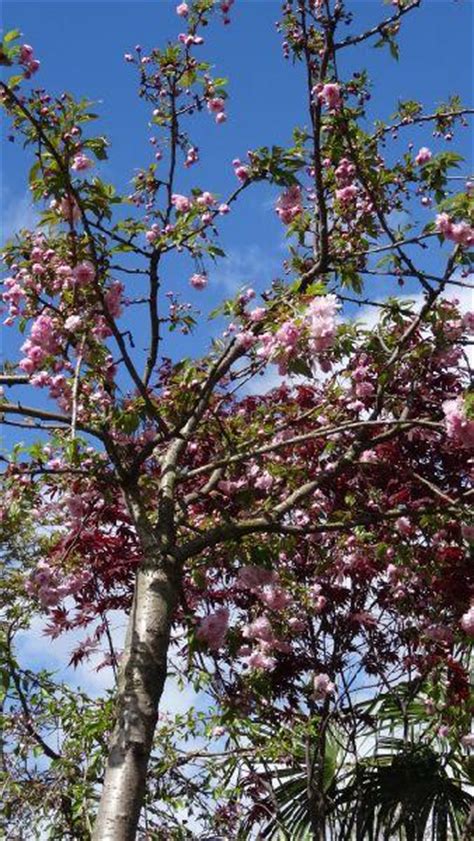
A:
[1,0,473,838]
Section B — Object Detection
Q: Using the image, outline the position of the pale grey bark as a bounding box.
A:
[92,556,180,841]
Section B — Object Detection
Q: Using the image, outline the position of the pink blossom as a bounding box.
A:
[313,673,335,699]
[435,213,474,247]
[460,606,474,637]
[259,584,293,611]
[178,33,204,46]
[243,615,274,643]
[65,494,84,520]
[233,159,250,182]
[176,2,189,15]
[335,157,356,185]
[72,261,96,286]
[237,330,256,350]
[196,607,229,650]
[275,186,302,225]
[171,193,192,213]
[315,82,342,112]
[254,470,274,491]
[215,112,227,125]
[196,191,215,208]
[424,698,436,715]
[57,195,81,223]
[461,733,474,748]
[396,516,412,536]
[360,450,378,464]
[336,184,358,204]
[355,381,375,399]
[31,315,57,351]
[64,315,82,332]
[218,478,246,495]
[236,565,275,590]
[146,226,160,244]
[307,294,339,319]
[207,97,226,114]
[313,595,327,613]
[105,281,124,318]
[443,397,474,448]
[386,563,402,583]
[288,616,306,633]
[450,221,474,246]
[190,273,208,290]
[218,203,230,214]
[415,146,432,165]
[424,624,453,644]
[249,307,266,322]
[71,154,93,172]
[462,312,474,333]
[304,298,338,355]
[435,212,453,237]
[185,146,199,167]
[20,44,40,76]
[247,650,277,671]
[20,44,34,63]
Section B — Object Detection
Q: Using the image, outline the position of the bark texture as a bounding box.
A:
[92,555,179,841]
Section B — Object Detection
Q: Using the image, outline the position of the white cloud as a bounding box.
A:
[1,189,39,244]
[211,244,280,295]
[16,609,203,714]
[356,285,473,364]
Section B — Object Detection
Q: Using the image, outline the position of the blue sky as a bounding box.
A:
[2,1,472,364]
[1,0,473,693]
[1,1,472,415]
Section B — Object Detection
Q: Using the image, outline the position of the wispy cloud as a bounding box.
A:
[211,244,280,295]
[1,189,39,244]
[17,610,202,714]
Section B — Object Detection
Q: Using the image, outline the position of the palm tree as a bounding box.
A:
[237,689,473,840]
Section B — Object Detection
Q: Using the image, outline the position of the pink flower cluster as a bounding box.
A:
[233,158,250,182]
[238,566,293,613]
[189,272,208,290]
[313,672,335,699]
[460,605,474,637]
[73,260,96,286]
[313,82,342,112]
[171,191,218,226]
[196,607,229,649]
[207,97,227,125]
[26,561,92,608]
[305,294,339,353]
[19,314,60,374]
[178,33,204,47]
[435,213,474,247]
[185,146,199,168]
[71,153,93,172]
[241,611,291,671]
[19,43,40,77]
[257,295,339,374]
[415,146,432,166]
[275,186,302,225]
[104,280,124,317]
[334,157,358,206]
[2,275,27,322]
[351,356,375,402]
[50,195,81,224]
[443,397,474,449]
[172,193,192,213]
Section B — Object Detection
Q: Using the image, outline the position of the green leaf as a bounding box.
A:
[4,29,21,44]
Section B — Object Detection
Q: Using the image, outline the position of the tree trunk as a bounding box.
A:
[92,554,180,840]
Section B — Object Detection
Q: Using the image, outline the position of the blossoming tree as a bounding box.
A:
[1,0,473,838]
